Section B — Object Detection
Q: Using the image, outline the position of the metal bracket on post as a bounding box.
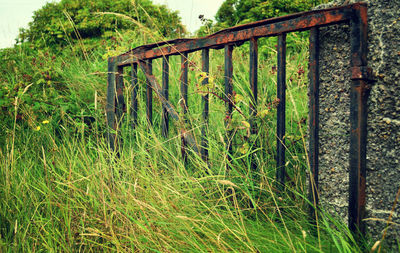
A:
[350,66,375,83]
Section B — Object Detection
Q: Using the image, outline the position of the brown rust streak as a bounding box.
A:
[353,3,368,25]
[351,67,363,79]
[312,104,317,126]
[359,174,366,206]
[355,81,367,219]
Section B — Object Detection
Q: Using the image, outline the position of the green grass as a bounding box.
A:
[0,25,369,252]
[0,123,361,252]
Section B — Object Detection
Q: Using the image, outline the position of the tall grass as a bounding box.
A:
[0,119,362,252]
[0,10,369,252]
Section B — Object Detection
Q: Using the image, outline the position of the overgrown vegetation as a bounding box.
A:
[0,0,179,142]
[0,0,377,251]
[197,0,329,36]
[18,0,184,48]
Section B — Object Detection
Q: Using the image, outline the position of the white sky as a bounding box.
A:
[0,0,224,49]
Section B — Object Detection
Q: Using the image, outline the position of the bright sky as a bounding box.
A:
[0,0,54,48]
[0,0,224,49]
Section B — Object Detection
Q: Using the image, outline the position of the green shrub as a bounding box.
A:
[197,0,329,36]
[0,0,186,138]
[18,0,185,49]
[216,0,329,27]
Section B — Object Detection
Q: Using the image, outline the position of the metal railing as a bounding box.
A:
[106,3,371,236]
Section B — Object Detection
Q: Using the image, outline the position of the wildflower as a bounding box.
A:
[297,66,305,76]
[302,230,307,240]
[42,120,49,124]
[34,126,41,131]
[239,143,249,154]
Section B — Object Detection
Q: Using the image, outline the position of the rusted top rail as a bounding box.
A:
[116,3,365,66]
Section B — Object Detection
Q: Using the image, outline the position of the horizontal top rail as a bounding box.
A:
[116,2,366,67]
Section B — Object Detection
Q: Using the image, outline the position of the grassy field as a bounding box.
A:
[0,25,370,252]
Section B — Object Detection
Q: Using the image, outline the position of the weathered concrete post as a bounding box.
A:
[317,0,400,247]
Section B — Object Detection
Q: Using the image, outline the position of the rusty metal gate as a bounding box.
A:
[106,3,372,237]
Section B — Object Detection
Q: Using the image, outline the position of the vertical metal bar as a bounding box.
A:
[225,45,234,165]
[116,65,126,125]
[106,57,117,151]
[249,37,258,135]
[161,56,169,137]
[131,63,138,128]
[146,59,153,126]
[201,48,210,162]
[276,34,286,187]
[349,4,369,236]
[181,53,189,161]
[181,53,189,118]
[249,37,258,172]
[308,27,320,219]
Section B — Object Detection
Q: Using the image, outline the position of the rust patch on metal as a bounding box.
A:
[116,4,366,66]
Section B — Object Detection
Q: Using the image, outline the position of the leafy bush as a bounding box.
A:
[215,0,329,27]
[0,0,186,138]
[18,0,185,49]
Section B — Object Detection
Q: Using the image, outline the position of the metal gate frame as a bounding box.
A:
[106,3,372,236]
